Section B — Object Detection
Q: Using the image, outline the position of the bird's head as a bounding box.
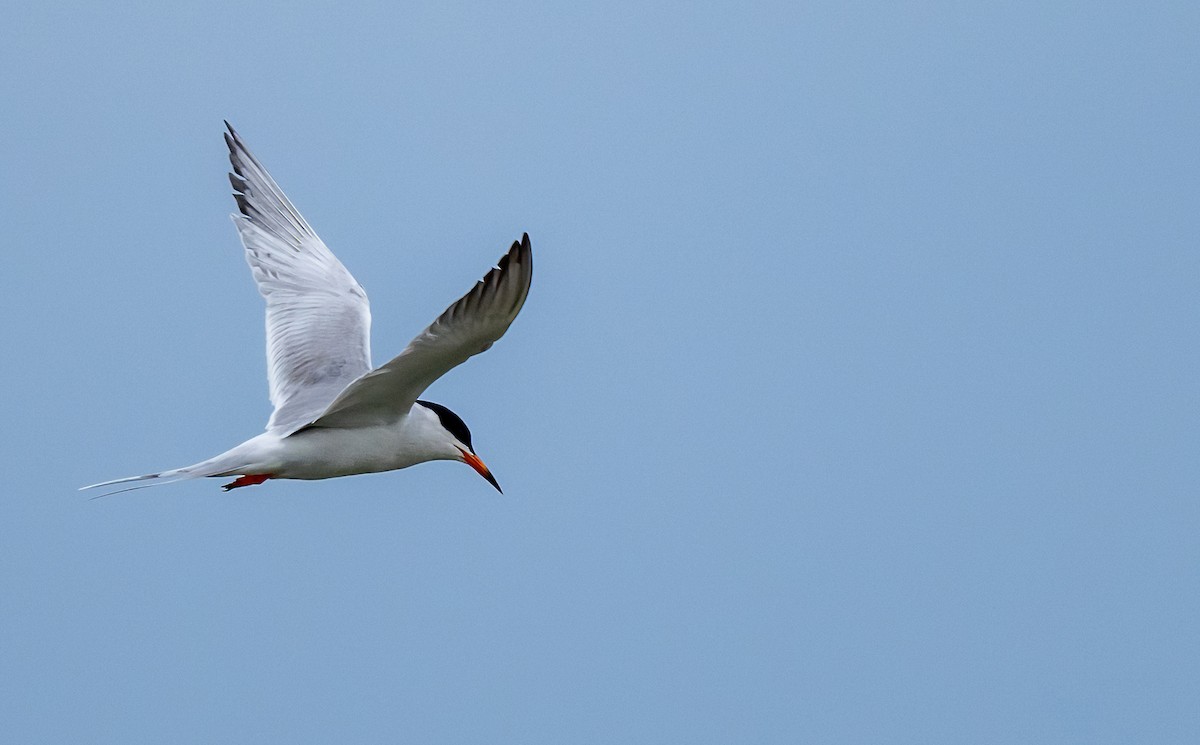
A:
[415,400,502,493]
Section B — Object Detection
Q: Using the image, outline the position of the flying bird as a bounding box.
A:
[82,123,531,495]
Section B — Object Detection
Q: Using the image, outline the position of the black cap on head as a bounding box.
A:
[417,400,474,452]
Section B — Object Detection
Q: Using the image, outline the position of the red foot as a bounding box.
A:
[222,473,271,491]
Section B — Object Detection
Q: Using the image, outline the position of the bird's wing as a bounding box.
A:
[300,234,532,432]
[224,122,373,434]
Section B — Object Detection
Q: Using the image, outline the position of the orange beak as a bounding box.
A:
[460,449,502,493]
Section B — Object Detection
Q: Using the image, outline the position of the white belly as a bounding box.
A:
[271,425,436,479]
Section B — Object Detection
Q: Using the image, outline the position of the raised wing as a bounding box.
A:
[301,234,532,431]
[224,122,373,434]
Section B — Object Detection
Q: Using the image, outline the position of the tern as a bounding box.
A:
[82,123,531,495]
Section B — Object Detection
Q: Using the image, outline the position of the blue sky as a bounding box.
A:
[2,1,1197,742]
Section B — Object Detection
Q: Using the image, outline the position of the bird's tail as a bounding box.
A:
[79,454,244,497]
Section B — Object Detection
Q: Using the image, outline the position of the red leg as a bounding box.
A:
[222,473,271,491]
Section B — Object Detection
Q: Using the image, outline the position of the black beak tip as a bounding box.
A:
[484,472,503,494]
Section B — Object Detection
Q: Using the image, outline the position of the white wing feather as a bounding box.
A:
[301,234,532,431]
[224,123,373,434]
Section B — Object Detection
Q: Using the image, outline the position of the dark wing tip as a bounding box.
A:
[223,123,250,166]
[225,153,245,210]
[497,242,517,272]
[224,130,248,183]
[432,231,531,329]
[517,233,532,270]
[498,232,531,272]
[516,232,532,285]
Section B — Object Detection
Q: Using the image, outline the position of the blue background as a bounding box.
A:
[3,1,1197,742]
